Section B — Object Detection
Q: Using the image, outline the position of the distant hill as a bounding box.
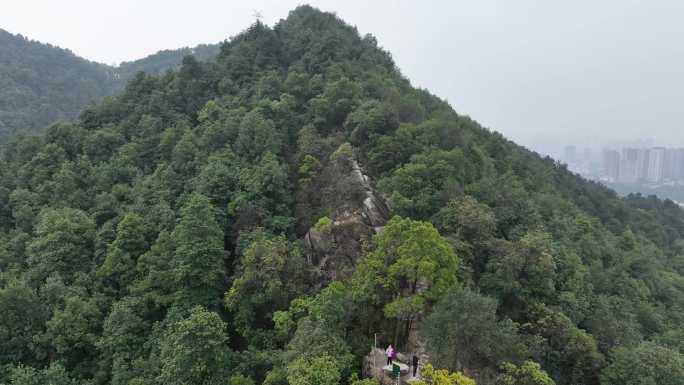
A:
[0,29,116,139]
[117,44,220,79]
[0,28,219,140]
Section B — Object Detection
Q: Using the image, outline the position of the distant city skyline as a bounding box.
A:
[560,142,684,184]
[539,138,660,160]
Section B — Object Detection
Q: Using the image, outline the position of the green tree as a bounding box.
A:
[529,306,604,385]
[171,193,225,310]
[287,355,341,385]
[284,284,357,379]
[171,130,201,179]
[229,152,292,235]
[130,229,177,310]
[0,280,46,368]
[235,109,282,161]
[345,100,398,149]
[600,342,684,385]
[9,188,40,233]
[84,128,125,164]
[379,150,469,219]
[97,212,149,297]
[97,298,150,385]
[584,295,643,353]
[424,288,527,375]
[496,361,555,385]
[5,363,78,385]
[225,230,306,347]
[230,374,256,385]
[433,196,496,278]
[353,216,459,346]
[310,77,361,129]
[27,207,95,284]
[480,230,557,311]
[158,306,232,385]
[194,149,242,225]
[38,295,103,378]
[413,364,476,385]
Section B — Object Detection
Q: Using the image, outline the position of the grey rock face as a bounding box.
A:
[302,158,390,283]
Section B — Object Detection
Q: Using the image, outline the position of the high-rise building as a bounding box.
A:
[619,148,639,182]
[602,149,620,182]
[664,148,678,180]
[578,147,594,175]
[565,144,684,183]
[647,147,666,183]
[674,148,684,180]
[636,148,650,180]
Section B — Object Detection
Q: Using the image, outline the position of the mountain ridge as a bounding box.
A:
[0,27,220,141]
[0,5,683,385]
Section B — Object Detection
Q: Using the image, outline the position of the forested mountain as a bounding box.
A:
[1,6,684,385]
[0,29,116,140]
[116,44,220,79]
[0,28,219,141]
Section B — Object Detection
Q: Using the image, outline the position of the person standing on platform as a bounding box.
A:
[386,345,394,365]
[412,354,419,377]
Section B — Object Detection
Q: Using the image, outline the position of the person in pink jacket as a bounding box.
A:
[386,345,394,365]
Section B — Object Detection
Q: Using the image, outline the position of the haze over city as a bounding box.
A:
[2,0,684,154]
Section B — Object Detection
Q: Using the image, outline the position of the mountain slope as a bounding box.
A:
[0,28,220,141]
[0,6,683,385]
[0,29,116,139]
[117,44,220,79]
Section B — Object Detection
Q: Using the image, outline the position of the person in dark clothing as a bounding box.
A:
[412,354,419,377]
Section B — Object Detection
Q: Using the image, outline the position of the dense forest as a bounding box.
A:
[1,6,684,385]
[0,28,219,141]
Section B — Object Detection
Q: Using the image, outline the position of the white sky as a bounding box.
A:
[2,0,684,154]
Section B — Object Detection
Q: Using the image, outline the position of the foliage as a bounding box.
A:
[26,207,95,284]
[0,280,46,368]
[354,216,459,311]
[287,355,341,385]
[424,288,528,378]
[171,193,225,310]
[37,295,102,378]
[313,216,333,234]
[157,306,232,385]
[225,229,306,347]
[413,364,476,385]
[0,28,219,141]
[0,5,683,385]
[4,363,78,385]
[599,342,684,385]
[496,361,555,385]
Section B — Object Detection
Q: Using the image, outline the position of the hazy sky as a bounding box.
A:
[2,0,684,154]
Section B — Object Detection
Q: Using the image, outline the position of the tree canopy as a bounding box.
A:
[0,5,683,385]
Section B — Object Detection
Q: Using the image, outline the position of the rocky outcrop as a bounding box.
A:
[302,158,390,283]
[351,160,391,231]
[303,212,374,281]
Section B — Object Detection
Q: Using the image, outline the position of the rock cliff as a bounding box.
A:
[302,154,390,282]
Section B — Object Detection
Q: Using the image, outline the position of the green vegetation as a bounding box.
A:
[0,28,219,141]
[414,365,476,385]
[314,216,333,234]
[1,6,684,385]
